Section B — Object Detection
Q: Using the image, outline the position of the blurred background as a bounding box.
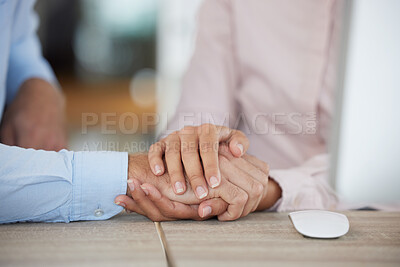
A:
[32,0,400,204]
[35,0,203,153]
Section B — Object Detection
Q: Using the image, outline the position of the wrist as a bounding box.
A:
[256,177,282,211]
[127,153,158,194]
[126,154,138,195]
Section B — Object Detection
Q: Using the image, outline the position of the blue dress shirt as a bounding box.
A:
[0,0,128,223]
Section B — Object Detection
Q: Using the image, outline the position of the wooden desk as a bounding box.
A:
[162,211,400,266]
[1,212,399,266]
[0,213,165,267]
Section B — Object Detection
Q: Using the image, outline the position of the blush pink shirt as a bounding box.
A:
[164,0,342,211]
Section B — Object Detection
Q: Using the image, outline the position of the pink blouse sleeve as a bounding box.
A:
[269,154,338,212]
[163,0,239,136]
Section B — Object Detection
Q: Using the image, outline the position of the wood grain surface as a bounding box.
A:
[0,212,165,267]
[161,211,400,267]
[1,211,399,266]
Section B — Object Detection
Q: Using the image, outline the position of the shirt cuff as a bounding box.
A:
[268,168,302,212]
[71,151,128,221]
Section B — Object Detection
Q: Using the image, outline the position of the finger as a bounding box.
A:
[221,149,269,188]
[148,141,166,176]
[207,175,248,221]
[228,130,249,157]
[233,155,269,190]
[219,156,263,217]
[0,124,16,146]
[164,134,186,195]
[142,183,201,220]
[242,154,270,180]
[114,194,145,215]
[215,126,249,157]
[179,127,208,200]
[127,179,167,221]
[198,124,221,189]
[198,198,228,219]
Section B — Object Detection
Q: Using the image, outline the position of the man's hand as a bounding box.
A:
[0,78,67,151]
[115,146,282,221]
[116,153,228,221]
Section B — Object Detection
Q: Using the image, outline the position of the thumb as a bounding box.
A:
[216,126,249,157]
[198,198,228,219]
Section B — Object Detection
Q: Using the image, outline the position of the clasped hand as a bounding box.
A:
[115,125,281,221]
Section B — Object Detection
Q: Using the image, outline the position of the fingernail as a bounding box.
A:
[210,176,220,188]
[237,144,244,155]
[140,185,149,196]
[154,165,162,175]
[115,201,126,208]
[202,206,212,217]
[127,180,134,191]
[196,186,207,199]
[175,182,184,194]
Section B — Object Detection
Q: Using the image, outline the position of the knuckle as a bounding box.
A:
[149,143,160,153]
[148,144,155,152]
[235,129,246,138]
[188,174,205,184]
[236,191,248,205]
[227,185,239,199]
[229,186,246,204]
[180,126,195,135]
[261,174,269,187]
[247,168,268,187]
[199,123,217,136]
[162,133,175,143]
[252,181,264,197]
[169,131,179,138]
[132,195,144,204]
[261,162,270,174]
[230,211,241,221]
[165,141,179,154]
[200,123,214,131]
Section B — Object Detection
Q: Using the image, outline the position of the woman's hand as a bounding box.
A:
[148,124,249,200]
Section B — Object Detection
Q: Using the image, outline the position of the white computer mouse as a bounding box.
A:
[289,210,350,239]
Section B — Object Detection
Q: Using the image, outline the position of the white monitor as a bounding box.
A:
[332,0,400,204]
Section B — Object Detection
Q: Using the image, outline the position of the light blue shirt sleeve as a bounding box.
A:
[0,144,128,223]
[6,0,57,104]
